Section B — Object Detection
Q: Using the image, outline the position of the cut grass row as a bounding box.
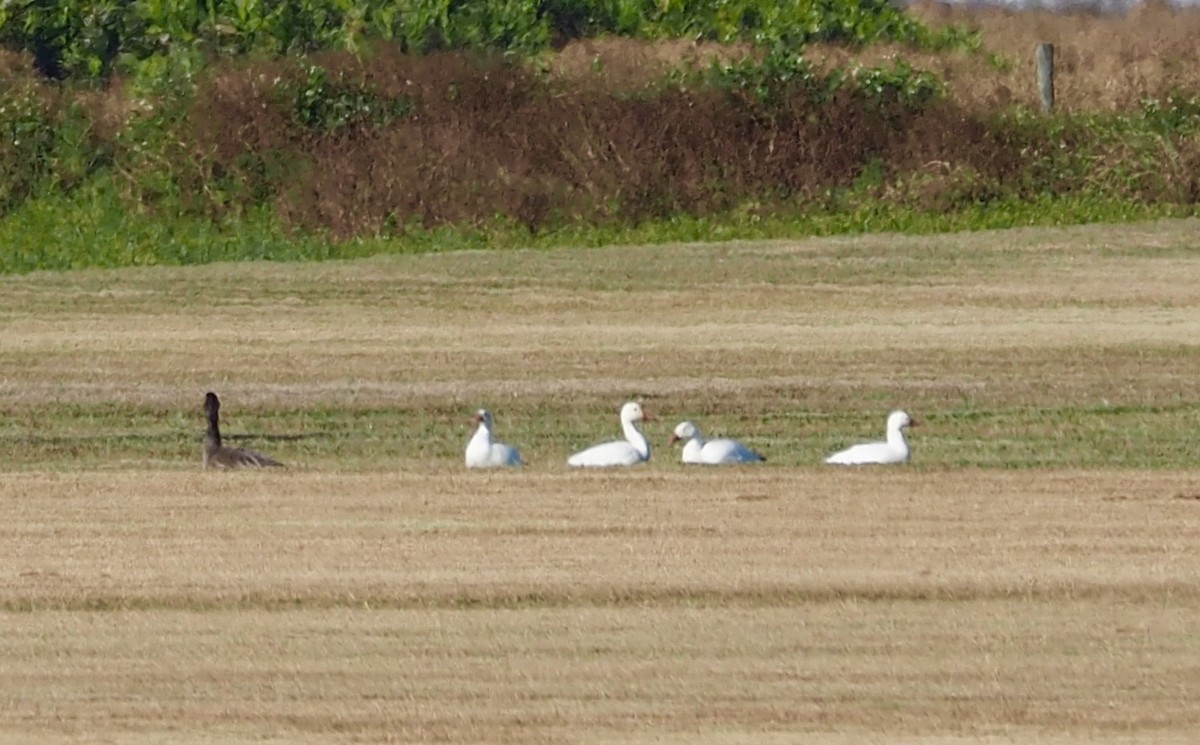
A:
[1,218,1198,471]
[5,468,1200,614]
[6,597,1198,740]
[2,397,1199,471]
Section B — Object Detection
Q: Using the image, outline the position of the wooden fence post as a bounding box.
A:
[1036,43,1054,113]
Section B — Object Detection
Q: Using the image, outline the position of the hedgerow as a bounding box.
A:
[1,2,1199,274]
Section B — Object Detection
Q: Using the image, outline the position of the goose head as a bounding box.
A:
[471,409,494,430]
[887,410,917,433]
[620,401,652,425]
[669,420,699,445]
[204,391,220,418]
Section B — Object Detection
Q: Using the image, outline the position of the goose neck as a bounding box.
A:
[622,418,650,459]
[469,422,493,448]
[206,411,222,448]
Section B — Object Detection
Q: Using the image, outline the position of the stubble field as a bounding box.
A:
[2,221,1200,743]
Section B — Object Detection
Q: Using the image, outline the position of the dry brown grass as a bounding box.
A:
[3,223,1200,741]
[903,0,1200,111]
[3,469,1200,742]
[3,221,1199,393]
[549,37,750,91]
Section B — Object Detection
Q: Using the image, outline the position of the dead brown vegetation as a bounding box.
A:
[174,49,945,236]
[164,47,1040,237]
[906,0,1200,111]
[3,469,1200,742]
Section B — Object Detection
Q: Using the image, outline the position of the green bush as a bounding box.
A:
[0,80,57,210]
[694,46,944,115]
[286,62,413,132]
[0,69,110,215]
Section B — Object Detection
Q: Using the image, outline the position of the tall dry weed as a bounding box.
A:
[906,0,1200,111]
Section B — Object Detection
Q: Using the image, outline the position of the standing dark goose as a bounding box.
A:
[202,392,284,469]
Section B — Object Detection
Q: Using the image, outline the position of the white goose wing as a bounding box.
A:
[702,438,765,464]
[824,441,906,465]
[568,440,645,467]
[490,442,524,467]
[679,438,705,464]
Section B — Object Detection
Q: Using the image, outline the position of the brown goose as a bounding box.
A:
[202,391,284,469]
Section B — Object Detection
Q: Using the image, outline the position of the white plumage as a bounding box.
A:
[670,420,764,465]
[567,401,653,467]
[825,410,917,465]
[464,409,523,468]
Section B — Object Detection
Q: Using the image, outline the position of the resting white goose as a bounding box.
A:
[825,410,918,465]
[670,420,764,465]
[464,409,523,468]
[567,401,653,467]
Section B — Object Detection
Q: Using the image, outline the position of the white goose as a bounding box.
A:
[670,421,764,465]
[567,401,653,467]
[825,410,918,465]
[464,409,523,468]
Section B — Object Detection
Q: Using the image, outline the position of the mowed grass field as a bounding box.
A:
[2,221,1200,743]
